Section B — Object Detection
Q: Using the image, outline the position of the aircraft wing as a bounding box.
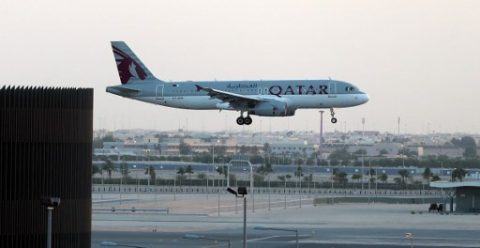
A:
[195,84,261,108]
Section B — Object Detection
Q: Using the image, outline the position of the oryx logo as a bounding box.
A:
[113,45,147,84]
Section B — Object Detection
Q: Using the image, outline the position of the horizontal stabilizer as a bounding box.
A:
[106,86,141,97]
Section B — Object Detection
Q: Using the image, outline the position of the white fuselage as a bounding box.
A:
[108,80,369,114]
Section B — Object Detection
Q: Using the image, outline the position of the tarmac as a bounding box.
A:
[92,192,480,247]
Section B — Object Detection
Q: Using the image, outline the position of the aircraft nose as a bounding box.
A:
[362,93,369,104]
[355,93,369,104]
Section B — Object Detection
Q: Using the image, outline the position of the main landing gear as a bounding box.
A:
[330,108,338,124]
[236,112,252,125]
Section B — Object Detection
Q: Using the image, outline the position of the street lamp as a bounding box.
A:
[183,234,231,248]
[145,149,151,188]
[254,226,299,248]
[133,164,139,199]
[227,187,248,248]
[100,241,147,248]
[41,197,61,248]
[361,117,365,191]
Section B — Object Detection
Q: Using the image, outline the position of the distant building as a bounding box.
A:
[270,141,314,156]
[430,181,480,213]
[420,146,464,158]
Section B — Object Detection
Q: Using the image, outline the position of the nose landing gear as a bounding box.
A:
[236,111,252,125]
[330,108,338,123]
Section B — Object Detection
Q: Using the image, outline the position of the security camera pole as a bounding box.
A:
[227,187,248,248]
[41,197,61,248]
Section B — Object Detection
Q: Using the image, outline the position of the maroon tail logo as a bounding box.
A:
[112,45,147,84]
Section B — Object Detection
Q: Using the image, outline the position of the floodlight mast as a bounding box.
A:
[226,187,247,248]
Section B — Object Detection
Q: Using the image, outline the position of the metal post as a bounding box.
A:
[284,179,287,209]
[235,196,238,214]
[295,229,299,248]
[120,173,122,205]
[217,188,220,217]
[47,207,53,248]
[173,174,176,201]
[250,165,254,213]
[101,171,104,200]
[268,175,271,211]
[136,170,139,200]
[299,175,302,208]
[361,117,365,191]
[243,197,247,248]
[147,150,150,188]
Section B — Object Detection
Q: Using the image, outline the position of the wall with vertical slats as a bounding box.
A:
[0,86,93,248]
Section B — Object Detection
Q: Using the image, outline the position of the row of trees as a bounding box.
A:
[94,155,470,189]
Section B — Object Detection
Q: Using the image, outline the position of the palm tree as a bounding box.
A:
[285,174,292,188]
[452,168,467,182]
[92,164,101,176]
[423,167,432,185]
[145,165,156,185]
[352,174,362,183]
[216,165,229,187]
[120,162,129,181]
[378,173,388,183]
[397,169,409,189]
[294,165,304,188]
[102,159,116,180]
[185,165,194,185]
[177,167,186,186]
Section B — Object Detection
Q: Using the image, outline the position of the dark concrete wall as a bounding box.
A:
[456,187,480,212]
[0,86,93,247]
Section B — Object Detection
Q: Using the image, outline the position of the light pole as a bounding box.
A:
[227,187,248,248]
[101,168,104,200]
[41,197,61,248]
[133,164,139,199]
[183,234,231,248]
[254,226,299,248]
[361,117,365,191]
[145,149,151,188]
[212,140,221,190]
[268,174,271,211]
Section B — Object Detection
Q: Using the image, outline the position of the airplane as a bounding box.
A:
[107,41,369,125]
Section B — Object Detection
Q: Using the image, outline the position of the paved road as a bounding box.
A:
[92,227,480,248]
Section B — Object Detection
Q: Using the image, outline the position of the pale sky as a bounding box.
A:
[1,0,479,134]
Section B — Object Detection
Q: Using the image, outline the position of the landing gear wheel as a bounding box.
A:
[236,117,245,125]
[244,116,252,125]
[329,108,337,124]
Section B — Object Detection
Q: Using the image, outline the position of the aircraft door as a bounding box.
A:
[328,81,336,97]
[156,84,164,99]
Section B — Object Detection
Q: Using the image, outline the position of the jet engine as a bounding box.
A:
[248,100,295,116]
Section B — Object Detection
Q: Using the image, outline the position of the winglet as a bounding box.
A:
[195,84,204,92]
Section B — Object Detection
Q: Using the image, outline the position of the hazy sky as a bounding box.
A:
[2,0,479,134]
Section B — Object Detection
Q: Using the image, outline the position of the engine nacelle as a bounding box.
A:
[248,100,296,117]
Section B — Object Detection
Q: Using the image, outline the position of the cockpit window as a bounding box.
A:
[345,86,356,92]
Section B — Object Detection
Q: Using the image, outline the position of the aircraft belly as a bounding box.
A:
[155,96,217,110]
[285,94,359,109]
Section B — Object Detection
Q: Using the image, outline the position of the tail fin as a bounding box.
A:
[111,41,158,84]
